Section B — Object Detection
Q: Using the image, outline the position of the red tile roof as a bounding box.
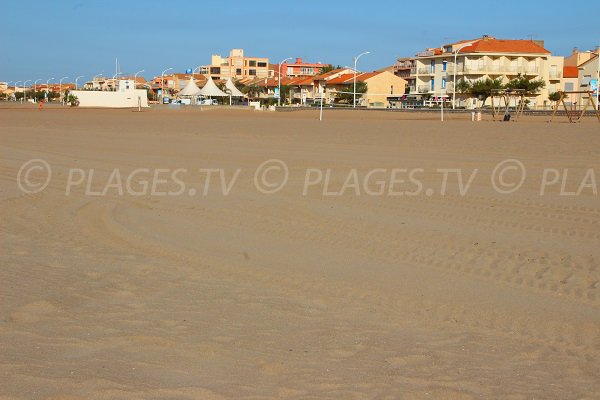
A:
[563,66,578,79]
[460,39,550,54]
[326,72,382,85]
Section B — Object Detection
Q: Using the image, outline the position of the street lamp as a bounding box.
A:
[75,75,84,90]
[134,70,144,87]
[278,57,292,106]
[46,78,54,101]
[452,43,473,109]
[353,51,370,108]
[161,67,173,103]
[111,72,123,91]
[23,80,32,102]
[59,76,69,105]
[33,79,42,102]
[14,81,22,102]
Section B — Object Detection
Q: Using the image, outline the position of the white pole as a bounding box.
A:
[161,67,173,104]
[453,43,472,109]
[319,87,324,121]
[353,51,370,108]
[23,80,32,102]
[59,76,68,105]
[441,91,444,122]
[14,81,22,102]
[46,78,54,101]
[134,70,144,88]
[278,57,292,107]
[75,75,84,90]
[33,79,42,102]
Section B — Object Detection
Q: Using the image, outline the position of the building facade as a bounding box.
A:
[408,35,563,109]
[198,49,270,80]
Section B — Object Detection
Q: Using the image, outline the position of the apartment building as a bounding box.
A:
[577,53,599,106]
[278,58,328,77]
[409,35,563,109]
[198,49,270,80]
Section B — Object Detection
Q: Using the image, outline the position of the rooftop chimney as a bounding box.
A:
[572,47,579,54]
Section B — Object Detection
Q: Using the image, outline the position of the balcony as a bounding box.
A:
[418,85,431,93]
[417,67,433,75]
[549,71,562,80]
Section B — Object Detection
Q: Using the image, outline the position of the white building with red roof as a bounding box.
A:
[408,35,564,109]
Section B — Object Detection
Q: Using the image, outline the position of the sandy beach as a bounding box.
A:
[1,104,599,399]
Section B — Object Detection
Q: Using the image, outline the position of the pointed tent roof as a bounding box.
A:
[225,78,246,97]
[177,76,201,96]
[199,77,228,97]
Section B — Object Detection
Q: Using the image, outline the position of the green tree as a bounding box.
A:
[456,78,472,93]
[505,73,546,95]
[319,64,341,74]
[469,78,504,104]
[335,81,368,105]
[548,91,562,102]
[242,83,264,99]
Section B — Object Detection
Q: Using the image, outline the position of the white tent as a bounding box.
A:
[224,79,246,97]
[199,77,228,97]
[177,77,201,96]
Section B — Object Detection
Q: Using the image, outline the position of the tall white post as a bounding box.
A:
[278,57,292,107]
[353,51,370,108]
[452,43,472,109]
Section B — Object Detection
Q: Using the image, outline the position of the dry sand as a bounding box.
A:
[1,104,599,399]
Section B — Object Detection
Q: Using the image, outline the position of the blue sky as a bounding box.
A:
[2,0,598,83]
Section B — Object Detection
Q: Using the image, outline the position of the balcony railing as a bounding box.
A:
[418,85,431,93]
[549,71,562,80]
[417,67,433,74]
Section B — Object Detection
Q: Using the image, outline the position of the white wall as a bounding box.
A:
[71,89,149,108]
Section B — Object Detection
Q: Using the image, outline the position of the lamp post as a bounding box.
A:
[134,70,144,88]
[14,81,22,102]
[23,80,32,102]
[278,57,292,106]
[452,43,472,109]
[161,67,173,103]
[59,76,69,105]
[46,78,54,101]
[353,51,370,108]
[92,73,103,90]
[33,79,42,102]
[111,72,122,91]
[75,75,84,90]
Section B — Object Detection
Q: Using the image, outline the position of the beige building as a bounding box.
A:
[409,35,563,109]
[326,70,407,107]
[198,49,270,80]
[577,53,599,107]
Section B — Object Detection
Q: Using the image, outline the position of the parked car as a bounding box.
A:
[199,98,218,105]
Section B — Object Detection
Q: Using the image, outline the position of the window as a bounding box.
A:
[257,62,267,67]
[390,85,394,94]
[249,60,256,67]
[565,82,574,91]
[430,60,435,73]
[441,78,446,89]
[431,79,435,91]
[442,61,447,71]
[249,69,256,76]
[236,68,242,75]
[210,67,221,75]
